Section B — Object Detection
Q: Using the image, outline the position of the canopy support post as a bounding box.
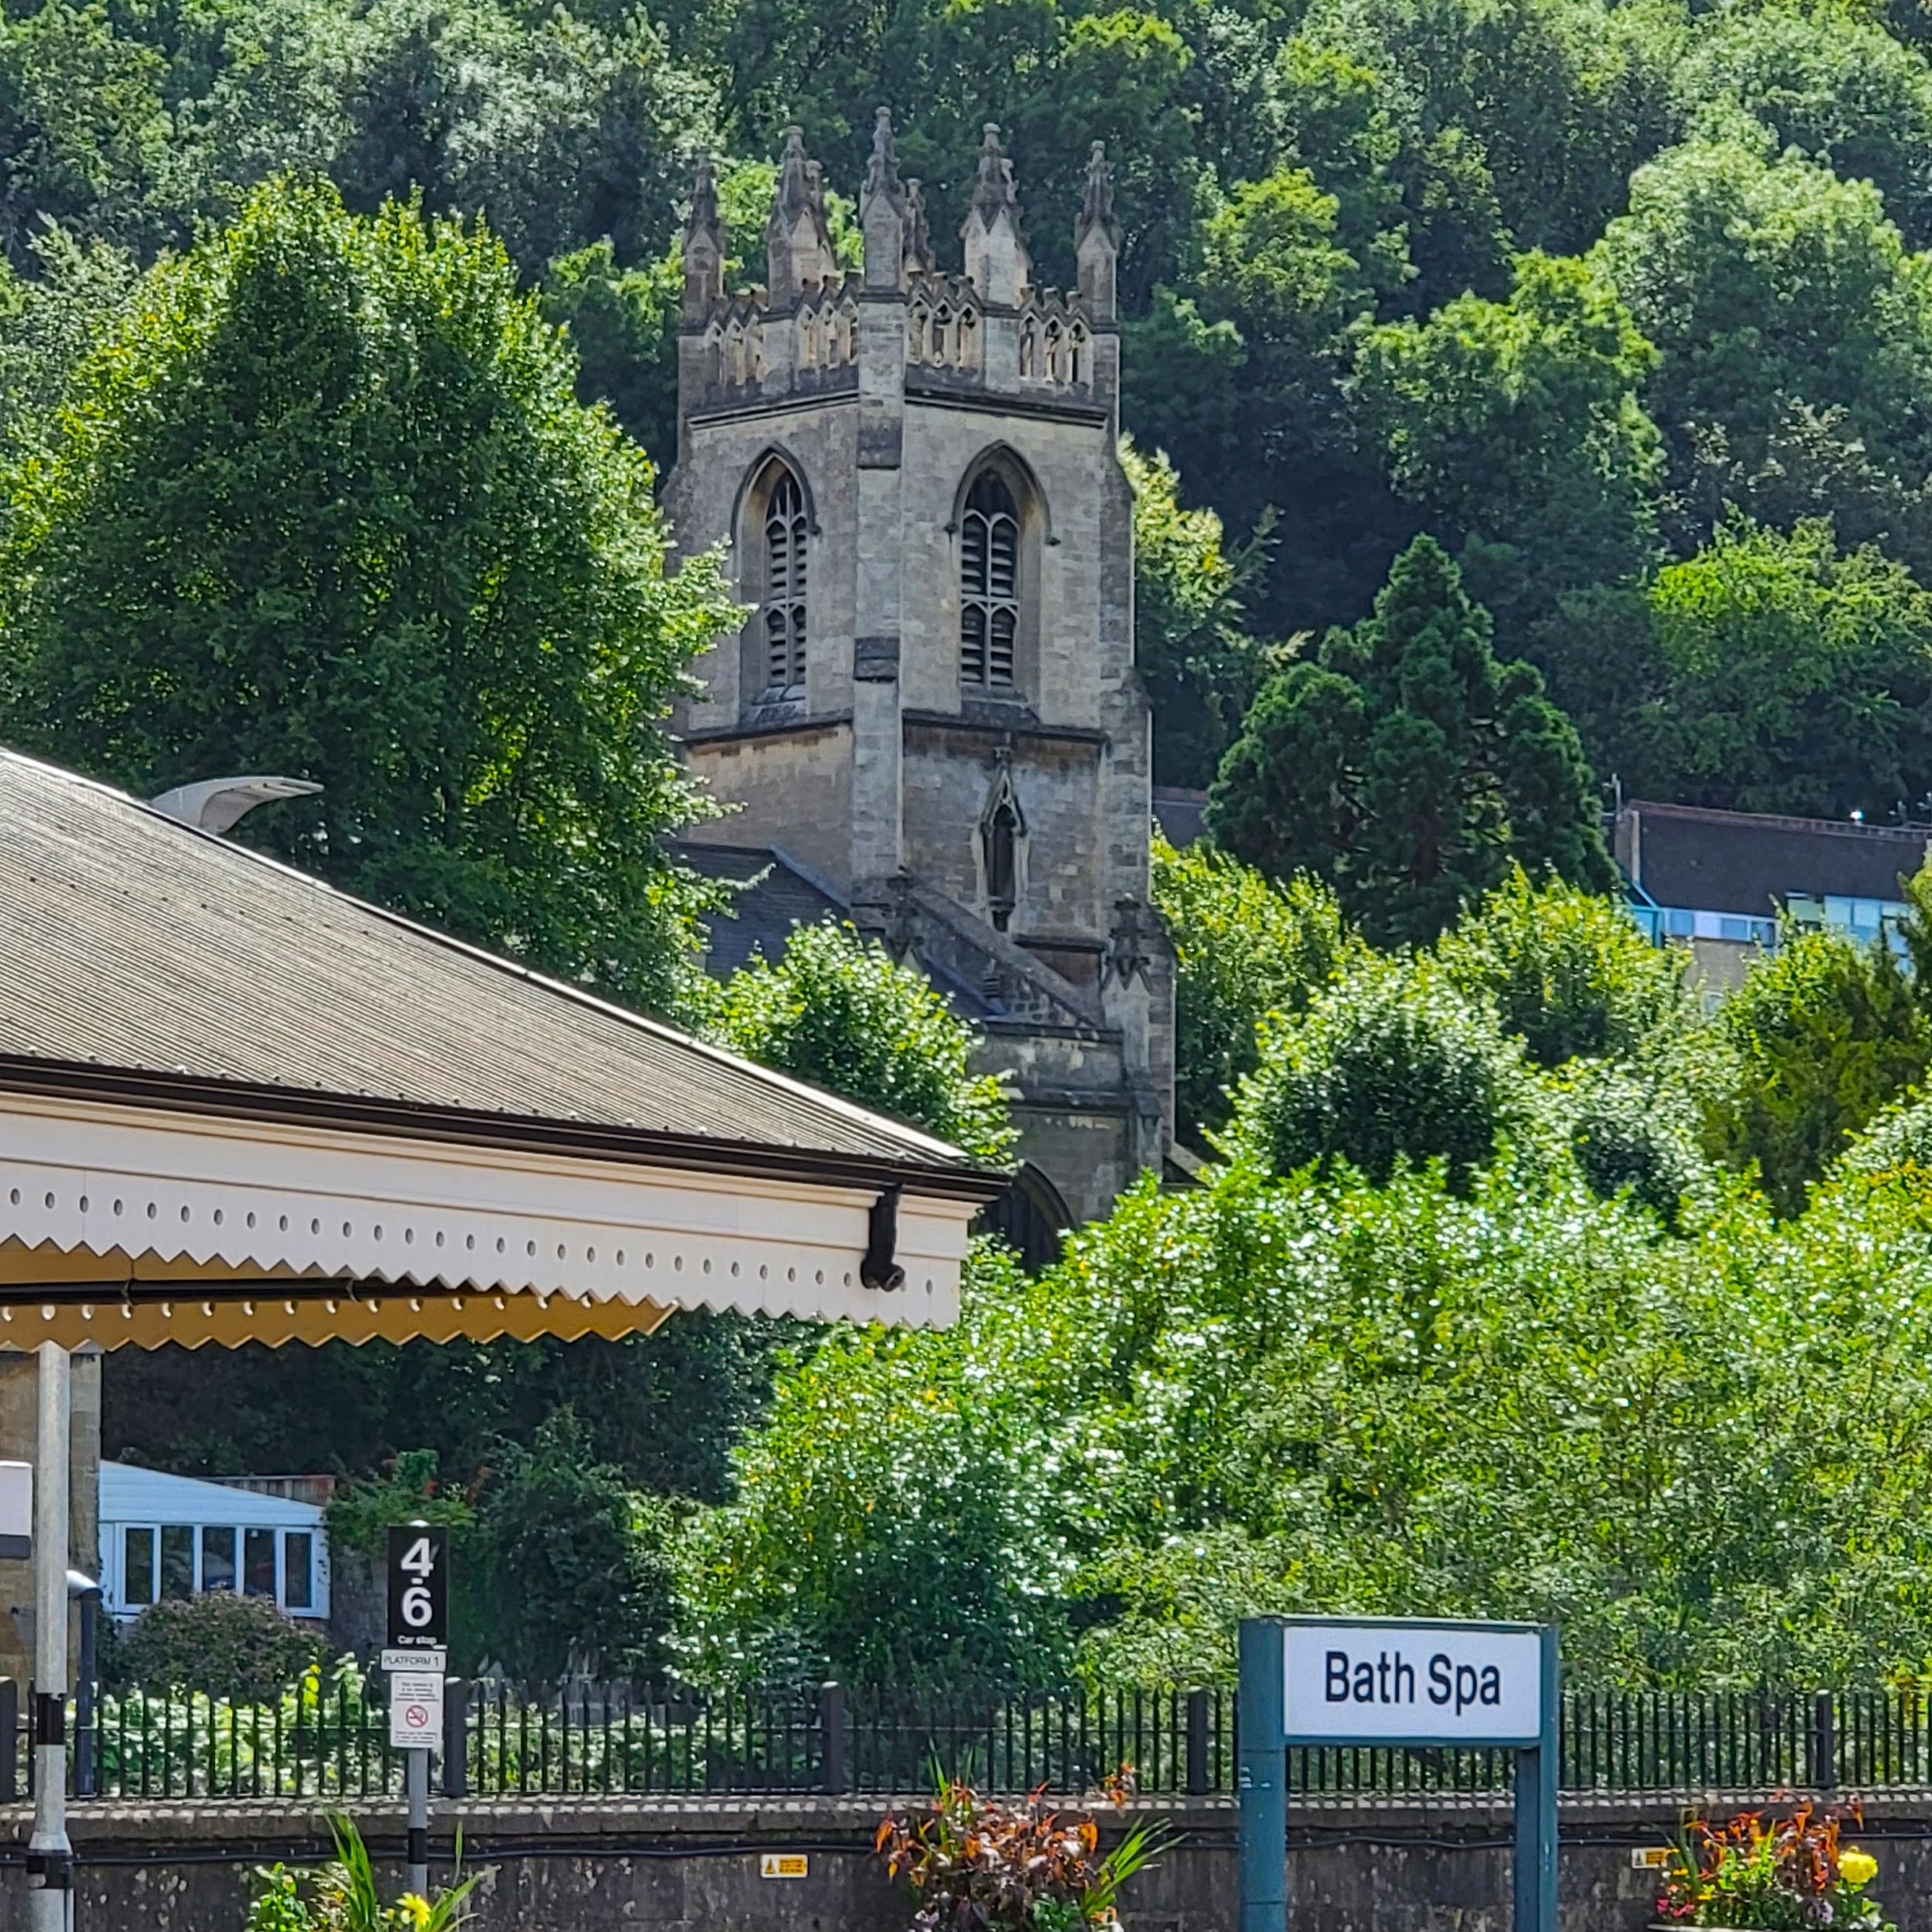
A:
[28,1341,71,1932]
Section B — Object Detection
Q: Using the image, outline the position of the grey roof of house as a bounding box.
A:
[1617,800,1932,918]
[0,751,993,1195]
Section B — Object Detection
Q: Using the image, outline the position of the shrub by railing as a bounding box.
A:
[9,1677,1932,1803]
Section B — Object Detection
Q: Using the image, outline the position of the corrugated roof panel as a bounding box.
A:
[0,752,969,1173]
[99,1461,323,1528]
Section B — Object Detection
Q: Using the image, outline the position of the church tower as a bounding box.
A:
[663,115,1173,1227]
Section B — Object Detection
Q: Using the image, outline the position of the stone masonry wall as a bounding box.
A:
[0,1349,100,1687]
[9,1791,1929,1932]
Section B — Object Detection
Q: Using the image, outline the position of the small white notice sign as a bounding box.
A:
[382,1648,447,1675]
[760,1854,808,1879]
[388,1672,444,1749]
[1283,1620,1543,1745]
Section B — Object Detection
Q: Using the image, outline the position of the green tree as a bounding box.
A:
[1150,837,1367,1145]
[1434,866,1685,1069]
[177,0,716,275]
[1696,924,1930,1217]
[1629,517,1932,819]
[1560,1063,1709,1230]
[1289,0,1685,288]
[1228,955,1536,1189]
[0,223,138,471]
[674,1243,1080,1686]
[702,921,1016,1165]
[1354,250,1663,632]
[1678,4,1932,248]
[0,1,175,266]
[0,177,737,1016]
[1195,165,1374,470]
[540,240,681,462]
[1124,437,1274,787]
[471,1410,675,1678]
[1209,536,1614,946]
[1180,162,1409,643]
[1597,137,1932,511]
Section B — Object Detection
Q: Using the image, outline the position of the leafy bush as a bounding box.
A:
[1564,1067,1709,1230]
[702,921,1016,1167]
[469,1410,673,1679]
[1151,837,1366,1143]
[1229,957,1532,1189]
[1695,925,1929,1216]
[1435,866,1685,1069]
[1838,1093,1932,1179]
[115,1592,325,1702]
[325,1448,473,1557]
[674,1242,1077,1688]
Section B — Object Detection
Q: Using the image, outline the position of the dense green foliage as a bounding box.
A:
[0,177,736,1015]
[1228,957,1533,1189]
[1209,538,1614,944]
[468,1411,678,1678]
[679,1148,1932,1689]
[1434,866,1685,1068]
[675,869,1932,1689]
[11,0,1932,808]
[1126,439,1274,788]
[699,921,1016,1166]
[1150,837,1366,1143]
[1695,926,1931,1217]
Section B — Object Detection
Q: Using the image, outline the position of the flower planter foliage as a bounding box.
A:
[245,1815,485,1932]
[876,1773,1166,1932]
[1657,1805,1893,1932]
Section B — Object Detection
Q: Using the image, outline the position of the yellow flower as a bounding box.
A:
[396,1894,433,1930]
[1840,1850,1879,1889]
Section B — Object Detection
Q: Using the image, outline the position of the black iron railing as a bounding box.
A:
[6,1677,1930,1803]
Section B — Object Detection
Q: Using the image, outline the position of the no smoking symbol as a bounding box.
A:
[403,1704,430,1731]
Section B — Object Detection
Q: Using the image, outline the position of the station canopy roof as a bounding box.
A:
[0,750,1000,1352]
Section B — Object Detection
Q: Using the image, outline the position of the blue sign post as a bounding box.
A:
[1237,1616,1560,1932]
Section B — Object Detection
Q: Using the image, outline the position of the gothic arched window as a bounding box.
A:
[758,464,808,696]
[961,471,1020,688]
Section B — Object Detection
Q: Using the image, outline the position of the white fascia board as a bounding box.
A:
[0,1093,967,1328]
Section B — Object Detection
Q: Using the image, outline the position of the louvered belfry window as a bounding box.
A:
[961,472,1020,687]
[762,469,808,694]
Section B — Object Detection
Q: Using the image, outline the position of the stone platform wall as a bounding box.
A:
[4,1790,1930,1932]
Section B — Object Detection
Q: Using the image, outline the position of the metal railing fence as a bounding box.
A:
[2,1678,1927,1803]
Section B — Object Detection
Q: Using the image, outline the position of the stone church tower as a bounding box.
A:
[664,114,1174,1229]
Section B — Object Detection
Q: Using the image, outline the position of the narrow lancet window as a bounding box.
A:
[760,468,808,694]
[961,472,1019,687]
